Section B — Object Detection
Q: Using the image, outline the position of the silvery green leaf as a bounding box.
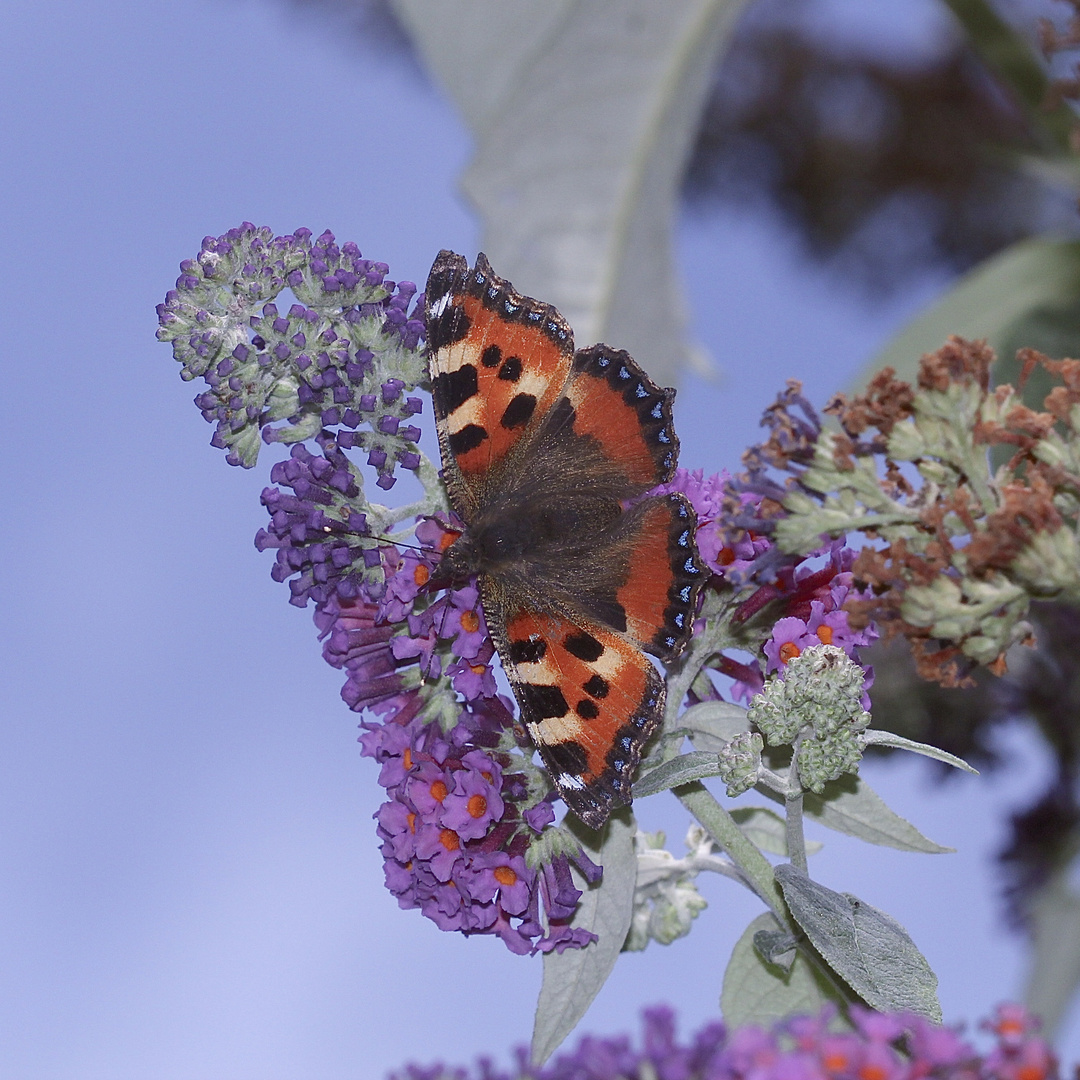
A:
[1024,868,1080,1038]
[393,0,750,384]
[774,864,941,1021]
[753,928,799,972]
[852,238,1080,390]
[532,811,637,1065]
[758,775,953,854]
[731,806,822,857]
[860,730,977,774]
[634,751,722,797]
[720,913,840,1028]
[681,700,752,751]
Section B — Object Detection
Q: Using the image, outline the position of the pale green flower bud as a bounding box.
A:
[748,645,870,791]
[716,731,764,797]
[625,829,709,952]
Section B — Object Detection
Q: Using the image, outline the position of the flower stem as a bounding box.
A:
[675,782,789,927]
[785,738,809,873]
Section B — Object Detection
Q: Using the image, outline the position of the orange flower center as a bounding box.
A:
[413,563,431,587]
[493,865,517,887]
[823,1052,849,1073]
[859,1066,887,1080]
[439,829,460,851]
[439,529,461,551]
[461,610,481,633]
[816,624,833,644]
[402,748,413,770]
[718,546,736,566]
[430,780,448,802]
[1017,1066,1046,1080]
[467,794,488,819]
[470,663,486,675]
[406,812,416,833]
[779,641,802,664]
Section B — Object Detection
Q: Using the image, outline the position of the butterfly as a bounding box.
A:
[424,251,705,830]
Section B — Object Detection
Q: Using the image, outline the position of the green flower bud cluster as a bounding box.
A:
[748,645,870,793]
[716,731,764,797]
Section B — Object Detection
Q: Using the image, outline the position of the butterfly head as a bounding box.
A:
[436,517,532,583]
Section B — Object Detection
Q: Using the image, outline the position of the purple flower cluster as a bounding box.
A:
[659,468,876,705]
[362,696,601,955]
[256,444,600,952]
[157,224,426,481]
[390,1004,1058,1080]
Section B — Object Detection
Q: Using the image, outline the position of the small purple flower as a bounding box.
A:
[442,765,505,840]
[375,799,418,862]
[404,761,452,818]
[470,852,533,915]
[413,823,464,881]
[447,649,499,702]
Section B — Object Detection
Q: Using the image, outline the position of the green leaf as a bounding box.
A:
[392,0,751,384]
[940,0,1075,152]
[753,927,799,971]
[1024,865,1080,1038]
[681,700,752,751]
[860,730,978,773]
[757,774,953,853]
[531,810,637,1065]
[774,864,942,1021]
[731,806,823,858]
[720,913,841,1029]
[634,751,722,798]
[852,239,1080,390]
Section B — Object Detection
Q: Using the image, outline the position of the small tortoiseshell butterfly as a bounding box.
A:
[425,252,705,830]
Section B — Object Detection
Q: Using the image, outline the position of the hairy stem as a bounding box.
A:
[785,738,809,873]
[675,782,788,927]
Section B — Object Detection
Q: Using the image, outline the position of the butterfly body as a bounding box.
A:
[426,251,705,829]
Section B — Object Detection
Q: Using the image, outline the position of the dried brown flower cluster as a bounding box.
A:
[774,337,1080,687]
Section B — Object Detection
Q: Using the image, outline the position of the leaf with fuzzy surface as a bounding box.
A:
[774,864,941,1020]
[393,0,751,384]
[531,811,637,1065]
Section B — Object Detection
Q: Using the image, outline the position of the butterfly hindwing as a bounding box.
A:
[611,493,706,663]
[494,604,666,830]
[565,344,679,488]
[425,251,575,512]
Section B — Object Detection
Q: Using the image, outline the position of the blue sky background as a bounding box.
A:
[2,0,1077,1076]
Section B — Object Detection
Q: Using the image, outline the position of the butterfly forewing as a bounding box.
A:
[425,251,575,513]
[566,344,680,488]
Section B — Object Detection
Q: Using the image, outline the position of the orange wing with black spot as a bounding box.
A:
[494,605,666,830]
[613,493,702,662]
[426,251,575,516]
[564,344,679,488]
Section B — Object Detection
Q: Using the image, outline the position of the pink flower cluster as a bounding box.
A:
[391,1003,1058,1080]
[658,469,877,705]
